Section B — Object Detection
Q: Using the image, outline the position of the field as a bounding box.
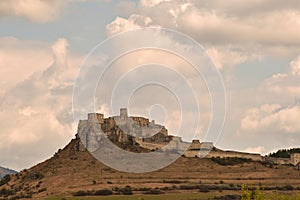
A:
[1,138,300,199]
[45,193,217,200]
[45,191,300,200]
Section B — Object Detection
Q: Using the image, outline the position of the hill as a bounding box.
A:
[0,135,300,199]
[0,167,17,180]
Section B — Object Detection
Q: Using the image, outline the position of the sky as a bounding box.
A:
[0,0,300,171]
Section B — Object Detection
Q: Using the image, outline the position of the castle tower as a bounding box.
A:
[120,108,128,120]
[87,113,104,124]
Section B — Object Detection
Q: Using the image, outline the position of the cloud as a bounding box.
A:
[0,37,53,93]
[290,56,300,76]
[0,0,66,23]
[238,55,300,135]
[140,0,171,7]
[206,47,262,70]
[107,0,300,61]
[0,37,83,170]
[254,56,300,103]
[106,14,153,36]
[239,104,300,133]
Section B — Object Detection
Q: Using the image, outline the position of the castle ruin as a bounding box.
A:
[78,108,300,167]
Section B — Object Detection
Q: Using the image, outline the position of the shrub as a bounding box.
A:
[0,175,11,186]
[198,185,210,193]
[211,157,252,166]
[179,185,198,190]
[25,171,44,180]
[0,188,14,197]
[134,187,151,191]
[213,194,241,200]
[283,184,294,190]
[38,187,47,193]
[73,190,90,196]
[162,180,184,184]
[120,186,133,195]
[94,189,113,196]
[143,189,163,195]
[199,187,209,193]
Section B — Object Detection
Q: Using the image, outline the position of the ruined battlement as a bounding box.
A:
[78,109,300,167]
[78,109,171,152]
[85,109,168,138]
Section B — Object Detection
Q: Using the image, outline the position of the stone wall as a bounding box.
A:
[291,153,300,165]
[183,148,262,161]
[206,151,262,161]
[263,157,291,165]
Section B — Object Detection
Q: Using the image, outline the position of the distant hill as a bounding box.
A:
[268,148,300,158]
[0,166,17,179]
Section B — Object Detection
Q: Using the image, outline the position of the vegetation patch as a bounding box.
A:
[268,148,300,158]
[0,175,11,186]
[211,157,252,165]
[73,189,113,196]
[143,189,164,195]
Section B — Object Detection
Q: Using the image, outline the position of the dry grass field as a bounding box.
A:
[1,137,300,199]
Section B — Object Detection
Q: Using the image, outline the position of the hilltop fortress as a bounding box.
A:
[78,108,300,168]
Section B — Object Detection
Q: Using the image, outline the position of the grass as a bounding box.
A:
[45,192,216,200]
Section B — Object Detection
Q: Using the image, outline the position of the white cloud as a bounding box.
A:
[0,37,83,170]
[106,0,300,61]
[238,55,300,136]
[106,14,153,36]
[0,37,53,93]
[290,56,300,76]
[239,103,300,136]
[206,47,262,70]
[256,56,300,101]
[0,0,66,23]
[140,0,171,7]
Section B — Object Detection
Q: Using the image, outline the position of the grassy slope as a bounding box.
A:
[45,193,217,200]
[1,137,300,199]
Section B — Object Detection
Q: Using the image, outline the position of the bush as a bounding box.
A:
[211,157,252,166]
[198,185,210,193]
[179,185,198,190]
[283,184,294,190]
[38,187,47,193]
[0,175,11,186]
[134,187,151,191]
[199,188,210,193]
[143,189,164,195]
[73,189,113,197]
[213,194,241,200]
[94,189,113,196]
[73,190,90,196]
[163,180,184,184]
[0,188,14,197]
[23,171,44,181]
[120,186,133,195]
